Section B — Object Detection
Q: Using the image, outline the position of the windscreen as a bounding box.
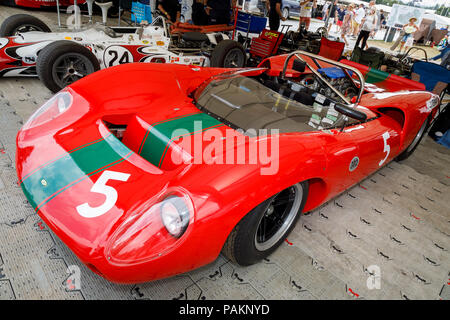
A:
[194,74,350,134]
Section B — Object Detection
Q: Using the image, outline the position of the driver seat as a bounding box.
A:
[351,46,384,69]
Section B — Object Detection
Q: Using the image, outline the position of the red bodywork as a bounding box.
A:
[14,0,84,8]
[16,54,438,283]
[0,37,37,77]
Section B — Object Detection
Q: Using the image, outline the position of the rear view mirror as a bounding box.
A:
[334,104,367,122]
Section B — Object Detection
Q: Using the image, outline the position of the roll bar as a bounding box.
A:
[281,50,366,106]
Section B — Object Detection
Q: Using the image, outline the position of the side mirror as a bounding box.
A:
[334,104,367,122]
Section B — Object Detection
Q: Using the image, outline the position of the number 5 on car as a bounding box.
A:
[379,131,390,167]
[76,170,130,218]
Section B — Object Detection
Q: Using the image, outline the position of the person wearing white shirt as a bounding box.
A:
[354,8,376,50]
[353,3,365,36]
[299,0,316,31]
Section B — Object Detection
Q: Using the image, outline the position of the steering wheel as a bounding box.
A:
[316,27,328,38]
[400,55,412,66]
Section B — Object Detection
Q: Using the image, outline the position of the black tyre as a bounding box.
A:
[36,40,100,93]
[282,7,290,19]
[223,181,309,265]
[210,40,246,68]
[0,14,51,37]
[396,115,431,161]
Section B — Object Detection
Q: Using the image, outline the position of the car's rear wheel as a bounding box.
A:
[0,14,51,37]
[282,8,290,19]
[223,181,309,265]
[36,40,100,93]
[396,115,431,161]
[210,40,246,68]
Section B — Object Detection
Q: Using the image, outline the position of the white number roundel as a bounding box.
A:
[103,46,133,68]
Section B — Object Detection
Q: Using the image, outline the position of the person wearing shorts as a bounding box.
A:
[399,17,419,53]
[336,4,346,32]
[299,0,316,31]
[353,3,365,36]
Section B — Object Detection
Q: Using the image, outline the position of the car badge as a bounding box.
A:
[349,157,359,172]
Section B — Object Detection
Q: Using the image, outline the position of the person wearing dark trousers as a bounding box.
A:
[192,0,209,25]
[354,8,376,50]
[266,0,286,31]
[157,0,181,23]
[205,0,236,25]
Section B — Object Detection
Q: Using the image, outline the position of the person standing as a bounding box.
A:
[353,3,365,37]
[336,4,346,33]
[299,0,317,31]
[367,0,379,35]
[266,0,286,31]
[354,8,376,50]
[192,0,209,25]
[326,0,338,33]
[205,0,236,25]
[340,4,354,46]
[379,9,386,29]
[322,1,331,21]
[398,17,419,53]
[157,0,182,23]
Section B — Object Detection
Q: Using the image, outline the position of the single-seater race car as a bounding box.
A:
[16,50,439,283]
[0,14,246,92]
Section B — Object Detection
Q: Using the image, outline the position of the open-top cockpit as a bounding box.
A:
[193,51,371,134]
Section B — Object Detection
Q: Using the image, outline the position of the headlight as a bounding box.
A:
[23,91,72,129]
[106,190,194,265]
[160,196,190,238]
[426,94,440,112]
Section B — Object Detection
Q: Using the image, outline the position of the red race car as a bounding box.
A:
[3,0,83,8]
[16,51,439,283]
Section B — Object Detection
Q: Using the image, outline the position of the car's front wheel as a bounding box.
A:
[282,7,290,19]
[0,14,51,37]
[36,40,100,93]
[223,181,309,265]
[210,40,246,68]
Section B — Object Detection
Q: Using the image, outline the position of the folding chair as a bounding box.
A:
[411,60,450,98]
[318,37,345,61]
